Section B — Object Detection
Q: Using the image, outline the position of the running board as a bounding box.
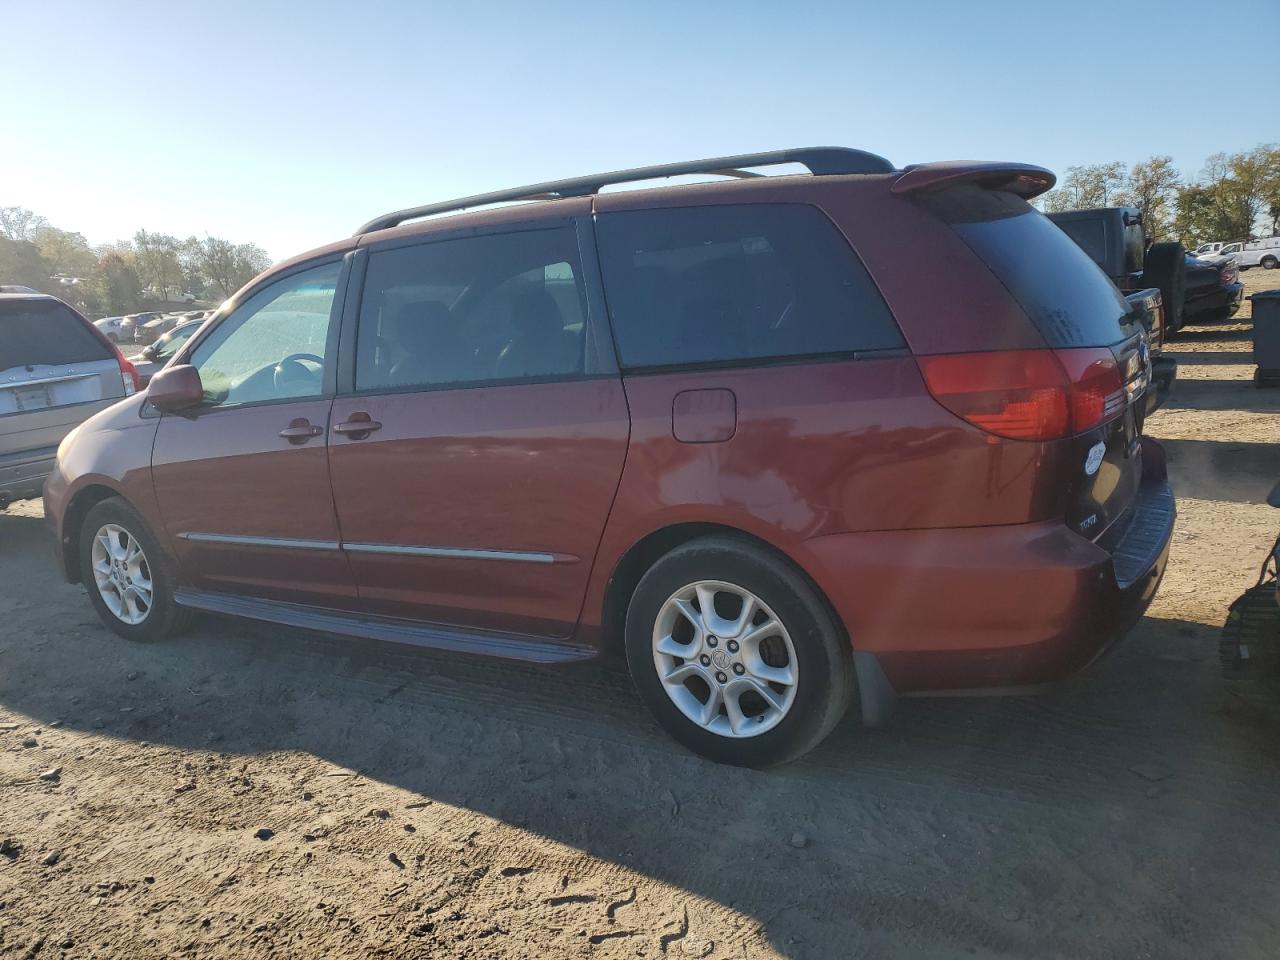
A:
[174,590,595,664]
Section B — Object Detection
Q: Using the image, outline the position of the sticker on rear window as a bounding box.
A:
[1085,440,1106,476]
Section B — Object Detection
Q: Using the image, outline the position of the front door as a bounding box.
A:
[327,222,629,638]
[151,259,356,606]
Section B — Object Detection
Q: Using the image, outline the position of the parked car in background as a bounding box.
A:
[46,148,1176,766]
[1045,206,1179,404]
[134,313,184,345]
[1,292,140,508]
[118,312,161,342]
[1194,241,1228,258]
[131,318,205,386]
[94,316,127,343]
[1218,237,1280,270]
[1183,252,1243,322]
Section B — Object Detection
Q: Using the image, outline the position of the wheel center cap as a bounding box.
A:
[710,649,732,671]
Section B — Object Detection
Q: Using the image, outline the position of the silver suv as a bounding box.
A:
[0,293,139,508]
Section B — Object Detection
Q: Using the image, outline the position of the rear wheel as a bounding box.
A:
[1262,256,1278,270]
[625,536,854,767]
[79,497,193,642]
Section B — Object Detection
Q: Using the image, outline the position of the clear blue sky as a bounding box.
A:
[3,0,1275,261]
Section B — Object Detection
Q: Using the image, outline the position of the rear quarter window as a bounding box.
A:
[0,299,112,371]
[923,189,1132,348]
[595,203,903,369]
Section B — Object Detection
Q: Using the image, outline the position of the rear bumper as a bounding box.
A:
[0,445,56,505]
[801,438,1175,693]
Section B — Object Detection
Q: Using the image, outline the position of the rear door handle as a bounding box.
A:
[279,419,324,444]
[333,413,382,439]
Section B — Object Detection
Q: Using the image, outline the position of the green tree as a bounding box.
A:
[33,226,98,278]
[1114,156,1181,242]
[91,251,144,314]
[1037,162,1127,213]
[184,236,271,298]
[133,230,184,300]
[0,207,48,242]
[0,236,54,290]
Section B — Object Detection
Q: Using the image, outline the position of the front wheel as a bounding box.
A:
[79,497,194,642]
[625,536,854,767]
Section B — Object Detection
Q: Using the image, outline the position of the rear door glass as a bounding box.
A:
[0,299,112,371]
[595,204,903,369]
[922,188,1132,348]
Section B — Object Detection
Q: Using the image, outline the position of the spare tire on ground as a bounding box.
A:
[1141,241,1186,336]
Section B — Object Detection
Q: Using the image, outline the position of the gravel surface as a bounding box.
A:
[1,270,1278,959]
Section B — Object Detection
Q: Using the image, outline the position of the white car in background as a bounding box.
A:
[1217,237,1280,269]
[1193,241,1228,258]
[94,316,127,342]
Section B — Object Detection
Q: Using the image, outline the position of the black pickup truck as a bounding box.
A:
[1046,206,1179,413]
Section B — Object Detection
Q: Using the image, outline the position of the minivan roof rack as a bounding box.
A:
[356,146,895,234]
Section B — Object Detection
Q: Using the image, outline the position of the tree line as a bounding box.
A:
[0,207,271,317]
[1037,144,1280,245]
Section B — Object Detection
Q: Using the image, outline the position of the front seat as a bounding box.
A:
[494,288,580,380]
[388,301,461,386]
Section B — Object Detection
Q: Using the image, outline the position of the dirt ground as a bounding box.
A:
[2,271,1280,960]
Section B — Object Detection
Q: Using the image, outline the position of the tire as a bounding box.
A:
[78,496,194,642]
[624,536,854,767]
[1263,256,1278,270]
[1140,241,1186,334]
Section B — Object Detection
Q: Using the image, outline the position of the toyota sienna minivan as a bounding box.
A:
[45,148,1175,766]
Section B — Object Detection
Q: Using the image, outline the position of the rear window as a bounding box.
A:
[0,299,112,371]
[921,188,1132,348]
[595,204,903,369]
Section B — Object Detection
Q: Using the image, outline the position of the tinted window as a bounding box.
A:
[189,262,339,407]
[595,204,902,369]
[0,299,112,371]
[924,188,1132,348]
[356,227,587,391]
[1055,219,1107,266]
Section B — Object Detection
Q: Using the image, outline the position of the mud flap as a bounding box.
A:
[853,651,898,726]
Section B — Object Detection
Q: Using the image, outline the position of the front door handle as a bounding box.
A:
[333,413,382,440]
[279,418,324,444]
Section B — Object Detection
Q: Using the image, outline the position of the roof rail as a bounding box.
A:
[356,146,895,234]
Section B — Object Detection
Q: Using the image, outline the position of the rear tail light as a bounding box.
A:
[917,348,1124,441]
[114,348,141,396]
[1219,265,1237,284]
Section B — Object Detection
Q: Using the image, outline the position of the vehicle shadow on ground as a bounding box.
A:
[2,511,1279,957]
[1159,377,1280,413]
[1163,438,1280,504]
[1169,326,1253,344]
[1171,351,1255,366]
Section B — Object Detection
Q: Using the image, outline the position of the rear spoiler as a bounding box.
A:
[890,161,1056,200]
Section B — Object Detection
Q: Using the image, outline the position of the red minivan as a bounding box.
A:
[45,149,1174,766]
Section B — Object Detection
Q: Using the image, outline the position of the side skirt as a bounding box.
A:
[174,589,596,664]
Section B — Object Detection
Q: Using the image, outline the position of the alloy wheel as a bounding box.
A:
[90,523,153,625]
[652,580,798,738]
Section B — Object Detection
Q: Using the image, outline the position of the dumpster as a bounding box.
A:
[1252,289,1280,387]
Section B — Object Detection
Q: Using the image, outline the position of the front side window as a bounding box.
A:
[355,227,588,392]
[188,262,340,407]
[594,203,903,369]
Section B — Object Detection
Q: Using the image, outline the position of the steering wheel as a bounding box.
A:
[273,353,324,394]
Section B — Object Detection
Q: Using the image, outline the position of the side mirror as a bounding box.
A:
[141,344,158,361]
[1268,480,1280,509]
[147,364,203,413]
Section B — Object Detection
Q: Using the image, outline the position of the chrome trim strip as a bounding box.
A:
[177,532,341,551]
[342,542,558,564]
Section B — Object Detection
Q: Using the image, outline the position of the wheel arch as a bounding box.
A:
[598,521,850,659]
[60,483,126,583]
